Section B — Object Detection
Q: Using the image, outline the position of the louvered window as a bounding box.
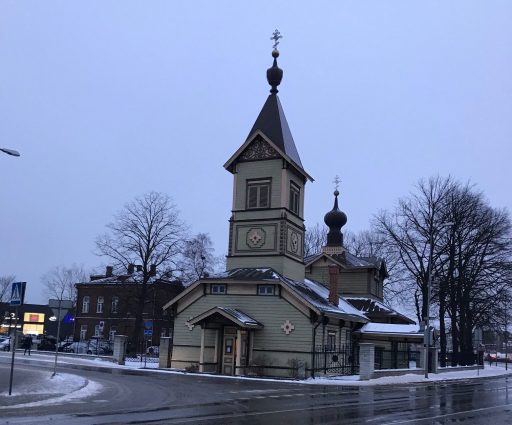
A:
[246,179,271,209]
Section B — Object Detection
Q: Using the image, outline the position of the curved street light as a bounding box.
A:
[0,148,20,157]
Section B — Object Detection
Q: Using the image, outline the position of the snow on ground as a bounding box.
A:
[304,364,512,386]
[0,372,102,409]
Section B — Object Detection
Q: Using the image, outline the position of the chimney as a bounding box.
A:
[150,264,157,276]
[106,266,113,277]
[136,265,143,272]
[328,264,339,306]
[127,264,135,274]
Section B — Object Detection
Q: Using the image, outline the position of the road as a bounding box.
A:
[1,354,512,424]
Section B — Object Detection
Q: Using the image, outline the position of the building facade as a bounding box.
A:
[75,266,184,349]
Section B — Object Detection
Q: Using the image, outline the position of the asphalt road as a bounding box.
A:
[1,354,512,424]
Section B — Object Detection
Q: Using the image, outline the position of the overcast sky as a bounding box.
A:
[1,1,511,304]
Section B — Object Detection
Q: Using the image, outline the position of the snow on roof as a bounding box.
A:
[283,277,368,321]
[217,307,261,326]
[359,323,422,336]
[345,297,415,324]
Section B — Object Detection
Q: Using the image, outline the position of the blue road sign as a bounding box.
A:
[144,320,153,330]
[10,282,26,306]
[144,329,153,336]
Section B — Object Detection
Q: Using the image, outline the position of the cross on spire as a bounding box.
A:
[270,29,283,49]
[333,175,341,191]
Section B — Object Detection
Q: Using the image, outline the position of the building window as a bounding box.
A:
[246,179,271,209]
[80,325,87,340]
[326,331,336,351]
[289,182,300,215]
[97,296,104,313]
[82,296,90,313]
[109,326,117,341]
[94,324,101,337]
[211,284,226,295]
[258,285,274,296]
[111,296,119,313]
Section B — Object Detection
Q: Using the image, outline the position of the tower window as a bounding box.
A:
[246,179,271,209]
[289,182,300,215]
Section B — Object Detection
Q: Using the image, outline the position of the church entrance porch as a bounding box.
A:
[187,307,263,376]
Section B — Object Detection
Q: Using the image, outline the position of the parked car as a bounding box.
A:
[37,336,57,351]
[146,346,159,356]
[63,340,113,355]
[0,336,11,351]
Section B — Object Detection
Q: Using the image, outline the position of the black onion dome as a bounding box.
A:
[324,190,347,246]
[267,48,283,94]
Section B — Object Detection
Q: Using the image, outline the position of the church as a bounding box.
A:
[162,38,422,378]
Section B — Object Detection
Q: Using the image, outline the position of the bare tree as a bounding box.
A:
[95,191,187,346]
[304,223,327,258]
[0,275,16,303]
[375,176,512,366]
[178,233,222,284]
[41,265,88,306]
[374,176,454,324]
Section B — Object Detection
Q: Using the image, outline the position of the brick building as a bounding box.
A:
[74,265,184,349]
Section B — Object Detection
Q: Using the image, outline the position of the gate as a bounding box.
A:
[313,344,358,376]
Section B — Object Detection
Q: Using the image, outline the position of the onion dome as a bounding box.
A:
[267,49,283,94]
[324,190,348,246]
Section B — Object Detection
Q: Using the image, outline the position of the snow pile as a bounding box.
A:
[0,372,102,409]
[306,364,512,386]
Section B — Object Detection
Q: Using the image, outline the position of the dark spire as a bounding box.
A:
[267,49,283,94]
[324,190,348,246]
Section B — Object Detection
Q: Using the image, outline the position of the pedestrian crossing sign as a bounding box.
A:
[10,282,26,306]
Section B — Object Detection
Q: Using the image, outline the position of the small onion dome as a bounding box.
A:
[267,48,283,94]
[324,190,347,246]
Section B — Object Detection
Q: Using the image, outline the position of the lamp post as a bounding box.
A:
[0,148,20,157]
[424,221,454,379]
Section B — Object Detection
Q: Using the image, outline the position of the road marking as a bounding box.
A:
[380,401,512,424]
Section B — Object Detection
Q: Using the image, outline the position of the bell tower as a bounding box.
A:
[223,33,313,281]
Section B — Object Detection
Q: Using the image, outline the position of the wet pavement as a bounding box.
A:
[1,354,512,424]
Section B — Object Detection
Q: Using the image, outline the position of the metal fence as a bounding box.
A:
[374,349,419,370]
[125,339,159,366]
[312,344,358,376]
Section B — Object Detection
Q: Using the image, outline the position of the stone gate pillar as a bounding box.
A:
[359,343,375,381]
[113,335,128,365]
[159,337,172,368]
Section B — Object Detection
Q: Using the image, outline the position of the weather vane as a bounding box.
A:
[333,175,341,192]
[270,29,283,49]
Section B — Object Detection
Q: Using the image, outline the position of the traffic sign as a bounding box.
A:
[10,282,26,306]
[144,320,153,336]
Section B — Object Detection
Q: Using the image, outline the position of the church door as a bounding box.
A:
[222,327,237,375]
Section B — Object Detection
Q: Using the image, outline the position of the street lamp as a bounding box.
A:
[424,221,454,379]
[0,148,20,157]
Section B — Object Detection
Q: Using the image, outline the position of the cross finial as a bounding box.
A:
[333,175,341,191]
[270,29,283,49]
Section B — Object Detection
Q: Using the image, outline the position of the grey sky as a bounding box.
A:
[1,1,511,304]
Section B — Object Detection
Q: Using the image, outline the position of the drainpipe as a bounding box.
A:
[311,314,324,379]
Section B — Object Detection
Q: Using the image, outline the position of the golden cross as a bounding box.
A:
[270,29,283,49]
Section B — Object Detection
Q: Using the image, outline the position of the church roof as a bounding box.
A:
[344,297,415,325]
[247,94,303,171]
[163,267,368,323]
[304,251,382,269]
